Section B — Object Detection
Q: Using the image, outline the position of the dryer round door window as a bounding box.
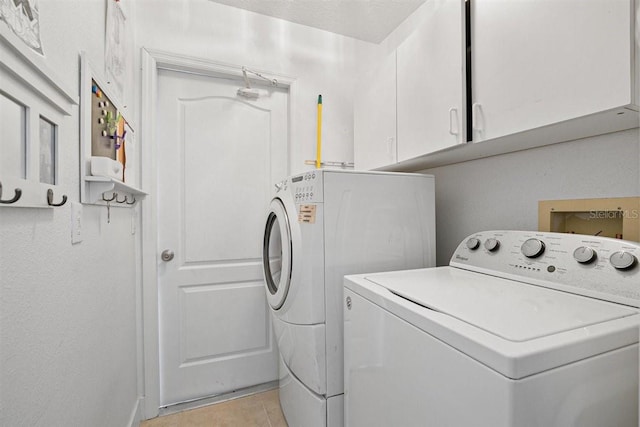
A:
[263,198,292,310]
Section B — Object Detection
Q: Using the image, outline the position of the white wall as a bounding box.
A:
[134,0,379,176]
[421,129,640,266]
[0,1,140,426]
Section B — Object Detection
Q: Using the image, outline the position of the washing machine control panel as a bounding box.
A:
[290,171,323,204]
[452,230,640,306]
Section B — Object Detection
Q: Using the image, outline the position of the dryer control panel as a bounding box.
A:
[290,171,323,204]
[451,230,640,307]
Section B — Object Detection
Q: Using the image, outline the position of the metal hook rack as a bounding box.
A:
[98,191,138,224]
[100,191,138,206]
[84,176,146,206]
[0,180,69,208]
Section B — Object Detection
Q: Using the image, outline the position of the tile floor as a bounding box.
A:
[141,390,288,427]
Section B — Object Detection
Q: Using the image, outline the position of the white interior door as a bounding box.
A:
[156,68,288,406]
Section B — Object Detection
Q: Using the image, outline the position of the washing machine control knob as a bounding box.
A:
[609,251,637,270]
[466,238,481,250]
[573,246,597,264]
[484,238,500,252]
[521,238,545,258]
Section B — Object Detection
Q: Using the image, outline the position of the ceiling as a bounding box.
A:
[208,0,427,43]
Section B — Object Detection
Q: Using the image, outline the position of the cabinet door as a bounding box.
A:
[354,51,397,170]
[397,0,466,162]
[472,0,634,142]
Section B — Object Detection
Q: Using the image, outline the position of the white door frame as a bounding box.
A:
[139,48,296,420]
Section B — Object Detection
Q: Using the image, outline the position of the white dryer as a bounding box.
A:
[344,230,640,427]
[262,170,435,427]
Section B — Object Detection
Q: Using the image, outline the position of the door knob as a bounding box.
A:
[161,249,175,262]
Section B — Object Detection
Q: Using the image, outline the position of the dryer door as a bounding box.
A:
[263,197,293,309]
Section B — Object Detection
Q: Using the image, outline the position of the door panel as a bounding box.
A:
[179,282,269,362]
[397,0,465,161]
[472,0,632,141]
[157,69,288,406]
[182,97,271,263]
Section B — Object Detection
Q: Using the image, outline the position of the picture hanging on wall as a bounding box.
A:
[0,0,43,55]
[105,0,126,99]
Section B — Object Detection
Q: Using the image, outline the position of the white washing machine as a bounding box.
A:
[262,170,435,427]
[344,230,640,427]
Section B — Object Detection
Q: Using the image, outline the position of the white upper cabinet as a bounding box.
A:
[471,0,637,142]
[355,0,638,171]
[354,51,397,170]
[397,0,466,162]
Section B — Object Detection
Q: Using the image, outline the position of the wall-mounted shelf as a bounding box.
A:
[84,176,147,205]
[0,178,69,208]
[80,52,145,207]
[0,26,77,209]
[378,107,639,172]
[304,160,354,169]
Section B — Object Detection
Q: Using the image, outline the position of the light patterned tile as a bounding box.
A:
[259,390,288,427]
[141,390,287,427]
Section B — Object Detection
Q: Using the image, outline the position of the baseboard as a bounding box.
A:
[127,397,144,427]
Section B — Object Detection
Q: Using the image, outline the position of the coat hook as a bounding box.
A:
[116,194,127,203]
[125,195,136,205]
[102,192,116,224]
[47,189,67,207]
[0,181,22,204]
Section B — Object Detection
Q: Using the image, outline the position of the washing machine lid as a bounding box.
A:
[365,268,637,342]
